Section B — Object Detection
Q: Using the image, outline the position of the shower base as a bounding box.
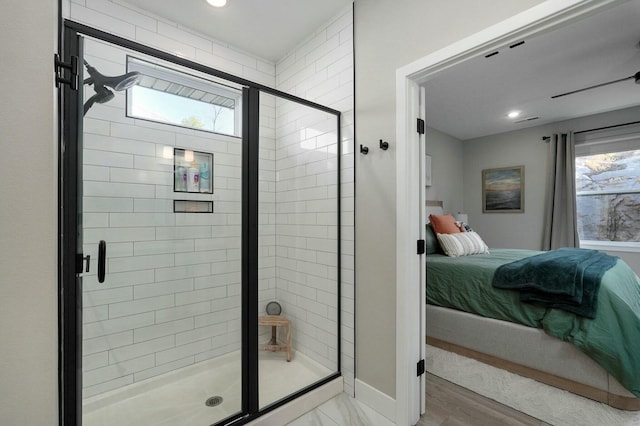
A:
[82,350,332,426]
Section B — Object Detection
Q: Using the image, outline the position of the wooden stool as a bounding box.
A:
[258,315,291,361]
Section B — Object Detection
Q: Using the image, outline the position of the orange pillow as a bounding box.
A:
[429,214,462,234]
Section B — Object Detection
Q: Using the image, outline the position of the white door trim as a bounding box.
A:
[393,0,621,424]
[394,71,422,426]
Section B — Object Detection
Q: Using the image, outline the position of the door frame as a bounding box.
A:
[393,0,621,424]
[58,20,342,425]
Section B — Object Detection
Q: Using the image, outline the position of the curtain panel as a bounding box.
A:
[543,132,579,250]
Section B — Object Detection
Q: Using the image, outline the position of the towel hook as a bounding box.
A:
[360,144,369,155]
[379,139,389,150]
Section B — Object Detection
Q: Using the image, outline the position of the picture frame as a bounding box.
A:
[482,166,524,213]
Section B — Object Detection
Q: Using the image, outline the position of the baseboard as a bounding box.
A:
[249,377,343,425]
[354,379,396,422]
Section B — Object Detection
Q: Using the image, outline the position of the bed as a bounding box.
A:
[425,201,640,410]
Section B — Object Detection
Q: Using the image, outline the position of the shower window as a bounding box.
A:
[126,57,242,137]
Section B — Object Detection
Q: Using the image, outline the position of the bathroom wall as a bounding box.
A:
[271,99,339,371]
[64,0,278,399]
[65,0,354,397]
[275,5,355,393]
[353,0,545,398]
[80,37,253,398]
[63,0,275,86]
[258,92,278,344]
[0,1,58,424]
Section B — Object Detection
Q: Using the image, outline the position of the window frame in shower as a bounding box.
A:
[58,19,342,426]
[126,56,243,137]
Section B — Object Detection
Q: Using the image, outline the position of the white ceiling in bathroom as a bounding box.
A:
[121,0,353,62]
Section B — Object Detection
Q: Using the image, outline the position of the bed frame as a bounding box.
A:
[426,304,640,411]
[424,200,639,411]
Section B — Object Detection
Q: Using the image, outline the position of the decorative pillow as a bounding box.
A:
[425,223,439,254]
[437,231,490,257]
[429,214,462,234]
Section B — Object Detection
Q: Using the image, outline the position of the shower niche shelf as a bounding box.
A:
[173,200,213,214]
[174,148,213,194]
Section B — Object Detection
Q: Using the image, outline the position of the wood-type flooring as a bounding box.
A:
[416,373,552,426]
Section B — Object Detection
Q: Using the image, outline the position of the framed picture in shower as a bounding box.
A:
[482,166,524,213]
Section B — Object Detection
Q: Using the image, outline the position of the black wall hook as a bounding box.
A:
[379,139,389,150]
[360,144,369,155]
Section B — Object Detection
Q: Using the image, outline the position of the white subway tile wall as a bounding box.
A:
[79,35,247,398]
[275,6,355,395]
[64,0,354,399]
[260,95,339,372]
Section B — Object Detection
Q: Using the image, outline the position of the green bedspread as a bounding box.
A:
[427,248,640,398]
[492,248,618,319]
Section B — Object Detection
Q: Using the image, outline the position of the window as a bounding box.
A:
[126,57,242,137]
[575,126,640,250]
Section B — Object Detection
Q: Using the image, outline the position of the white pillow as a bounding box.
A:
[436,231,489,257]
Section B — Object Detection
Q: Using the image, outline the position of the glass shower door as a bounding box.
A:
[77,35,244,426]
[257,91,340,409]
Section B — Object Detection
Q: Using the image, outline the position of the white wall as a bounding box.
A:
[425,127,465,216]
[0,1,58,424]
[462,126,548,249]
[353,0,545,398]
[462,105,640,273]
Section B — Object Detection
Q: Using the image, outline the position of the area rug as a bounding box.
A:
[426,344,640,425]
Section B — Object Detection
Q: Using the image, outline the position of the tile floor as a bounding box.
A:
[287,392,395,426]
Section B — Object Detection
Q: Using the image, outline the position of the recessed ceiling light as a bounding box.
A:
[206,0,227,7]
[507,111,521,119]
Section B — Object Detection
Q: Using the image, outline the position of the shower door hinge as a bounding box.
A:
[417,359,425,376]
[54,54,79,90]
[417,118,425,135]
[417,239,425,255]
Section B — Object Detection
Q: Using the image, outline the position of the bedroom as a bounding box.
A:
[423,0,640,274]
[419,0,640,422]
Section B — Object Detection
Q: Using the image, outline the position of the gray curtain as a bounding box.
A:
[542,132,579,250]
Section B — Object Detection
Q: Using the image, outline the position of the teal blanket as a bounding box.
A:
[492,248,618,319]
[427,249,640,398]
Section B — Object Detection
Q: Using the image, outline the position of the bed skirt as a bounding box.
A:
[426,304,640,411]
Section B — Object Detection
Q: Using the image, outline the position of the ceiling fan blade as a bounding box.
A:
[551,75,635,99]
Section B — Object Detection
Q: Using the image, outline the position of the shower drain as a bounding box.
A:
[205,396,223,407]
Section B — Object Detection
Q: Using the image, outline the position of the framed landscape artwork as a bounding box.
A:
[482,166,524,213]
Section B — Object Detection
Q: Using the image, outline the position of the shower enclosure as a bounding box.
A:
[59,22,340,426]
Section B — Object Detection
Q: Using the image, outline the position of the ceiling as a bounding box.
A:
[424,0,640,141]
[122,0,353,63]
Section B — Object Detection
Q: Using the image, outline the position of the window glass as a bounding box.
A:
[126,57,241,137]
[575,149,640,243]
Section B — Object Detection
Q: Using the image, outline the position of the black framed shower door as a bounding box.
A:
[59,20,341,426]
